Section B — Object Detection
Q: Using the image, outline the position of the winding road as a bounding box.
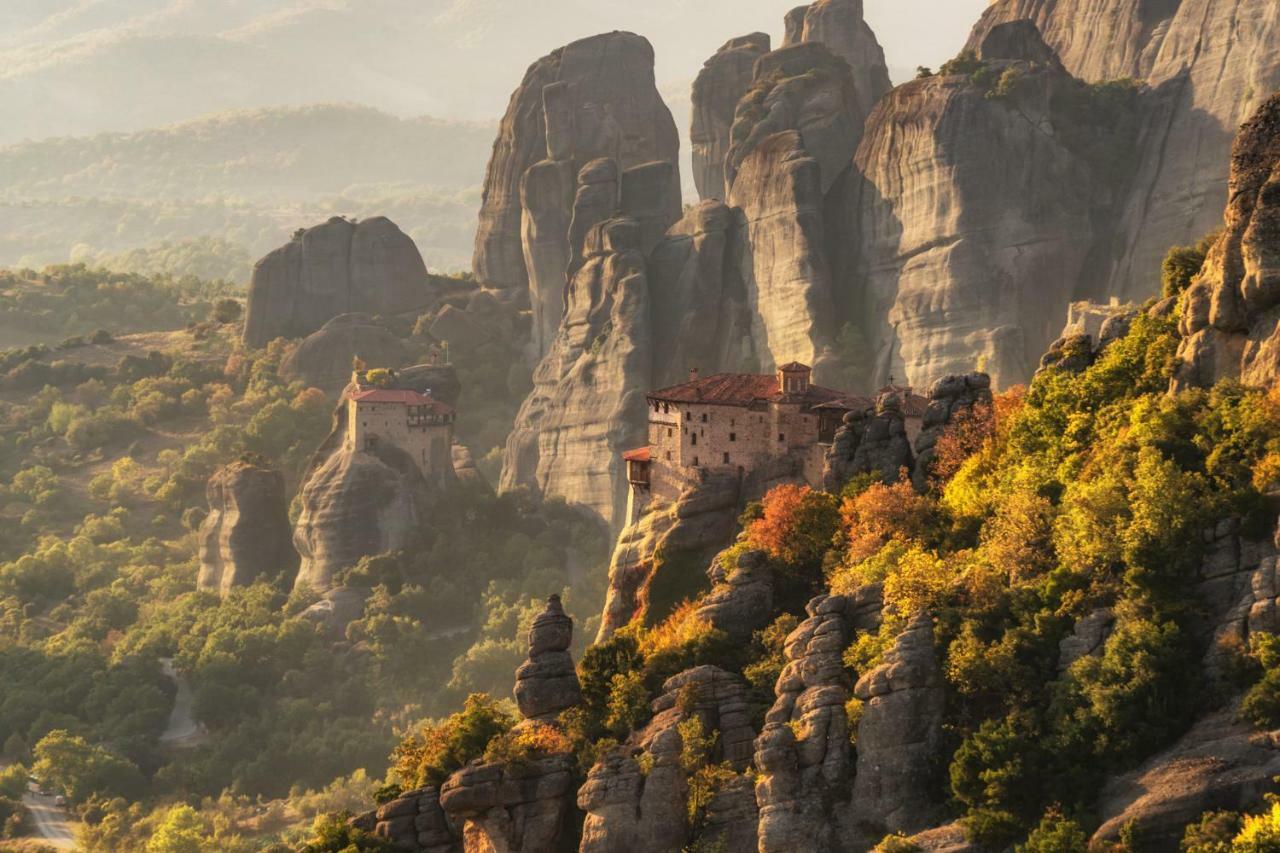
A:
[159,657,205,747]
[22,785,75,850]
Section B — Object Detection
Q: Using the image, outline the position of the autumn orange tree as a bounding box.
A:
[746,484,839,568]
[839,474,937,564]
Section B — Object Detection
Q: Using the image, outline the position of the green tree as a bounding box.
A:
[146,804,205,853]
[31,730,144,803]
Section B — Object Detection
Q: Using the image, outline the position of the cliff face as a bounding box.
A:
[243,216,438,348]
[278,313,413,395]
[197,460,298,596]
[970,0,1280,303]
[1175,93,1280,388]
[691,34,771,203]
[499,214,652,533]
[839,32,1105,389]
[782,0,893,119]
[472,30,681,356]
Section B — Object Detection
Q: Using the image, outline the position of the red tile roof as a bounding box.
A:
[622,447,651,463]
[648,372,844,409]
[350,388,455,414]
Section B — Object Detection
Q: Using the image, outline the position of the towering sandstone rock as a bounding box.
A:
[243,217,439,348]
[197,459,298,596]
[969,0,1280,302]
[691,34,771,202]
[782,0,893,120]
[472,31,681,355]
[1175,93,1280,389]
[839,24,1107,389]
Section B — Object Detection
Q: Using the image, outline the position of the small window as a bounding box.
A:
[729,432,736,442]
[692,456,699,467]
[685,411,692,421]
[664,403,670,414]
[691,433,698,446]
[778,433,785,442]
[666,451,672,460]
[667,427,673,438]
[701,412,707,423]
[722,452,730,464]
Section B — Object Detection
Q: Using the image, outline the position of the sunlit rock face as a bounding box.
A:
[243,216,438,347]
[472,29,680,357]
[969,0,1280,303]
[691,34,771,203]
[838,31,1103,390]
[198,459,298,596]
[1175,93,1280,390]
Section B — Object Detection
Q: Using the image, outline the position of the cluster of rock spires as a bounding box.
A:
[197,458,298,597]
[490,0,1280,541]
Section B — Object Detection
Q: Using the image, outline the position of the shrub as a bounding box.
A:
[746,485,840,568]
[211,298,242,324]
[1162,231,1218,298]
[1016,808,1088,852]
[390,694,514,788]
[1181,810,1242,852]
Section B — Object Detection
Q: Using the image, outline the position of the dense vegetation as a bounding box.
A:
[0,267,606,848]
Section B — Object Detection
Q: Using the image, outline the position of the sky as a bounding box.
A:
[0,0,990,142]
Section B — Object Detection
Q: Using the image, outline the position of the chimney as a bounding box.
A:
[689,367,700,382]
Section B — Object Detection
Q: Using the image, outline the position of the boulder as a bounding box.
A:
[439,755,576,853]
[695,548,774,642]
[197,459,298,596]
[243,217,438,347]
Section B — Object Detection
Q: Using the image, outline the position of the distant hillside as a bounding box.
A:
[0,104,493,277]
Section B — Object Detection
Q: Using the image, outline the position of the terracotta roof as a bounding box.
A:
[350,388,455,414]
[622,447,651,462]
[813,394,875,412]
[777,361,810,371]
[648,372,844,409]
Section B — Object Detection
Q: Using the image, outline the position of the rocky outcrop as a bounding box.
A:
[439,755,576,853]
[1175,93,1280,390]
[911,372,993,490]
[513,595,581,722]
[782,0,893,121]
[1196,517,1280,680]
[756,594,854,853]
[851,613,946,834]
[243,217,439,348]
[579,665,755,853]
[1092,709,1280,850]
[279,314,413,394]
[692,34,771,203]
[1058,607,1115,673]
[197,459,298,596]
[970,0,1280,303]
[292,421,434,594]
[840,38,1104,390]
[695,548,774,642]
[499,215,652,534]
[731,130,839,379]
[726,43,862,197]
[472,31,680,314]
[352,785,460,853]
[578,729,687,853]
[824,393,912,490]
[597,471,743,641]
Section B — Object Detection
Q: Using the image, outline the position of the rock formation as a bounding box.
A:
[579,665,755,853]
[691,34,771,202]
[839,25,1106,389]
[513,595,581,721]
[1175,93,1280,389]
[197,459,298,596]
[969,0,1280,302]
[351,785,459,853]
[911,372,993,490]
[279,314,413,394]
[439,755,576,853]
[823,392,912,491]
[755,594,853,853]
[782,0,893,120]
[851,612,946,834]
[472,30,681,352]
[1091,710,1280,849]
[243,217,439,348]
[726,43,862,197]
[695,548,774,642]
[731,130,840,379]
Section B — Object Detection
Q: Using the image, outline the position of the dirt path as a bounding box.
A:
[159,658,206,747]
[22,785,76,850]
